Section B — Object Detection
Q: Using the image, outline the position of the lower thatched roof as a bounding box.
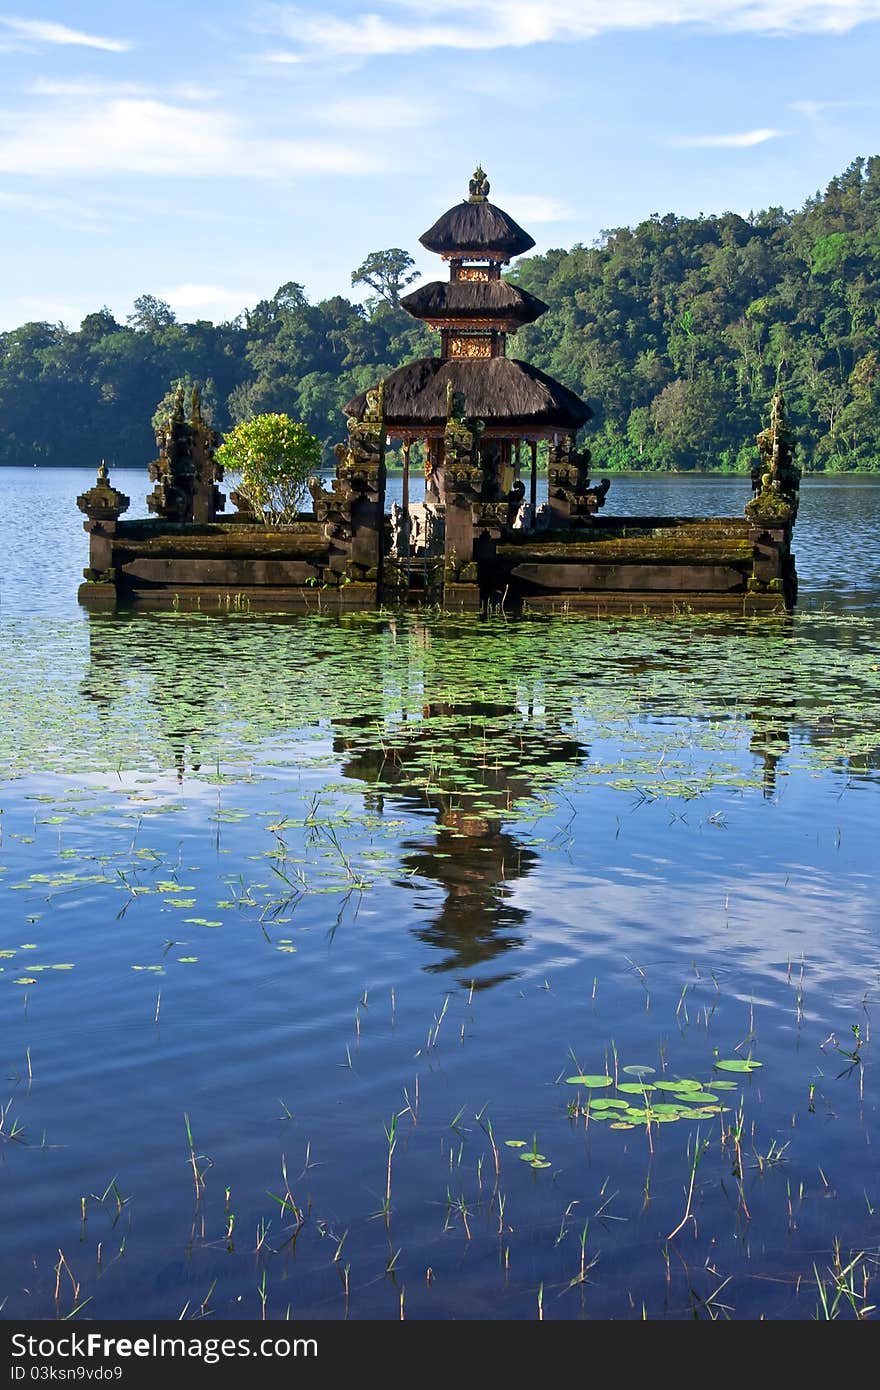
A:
[345,357,592,431]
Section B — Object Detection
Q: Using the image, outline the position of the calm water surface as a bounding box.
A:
[1,467,879,1321]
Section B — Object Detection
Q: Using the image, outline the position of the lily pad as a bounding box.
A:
[714,1059,763,1073]
[622,1065,656,1077]
[565,1075,613,1088]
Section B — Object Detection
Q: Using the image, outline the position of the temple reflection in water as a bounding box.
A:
[334,699,587,985]
[79,610,826,985]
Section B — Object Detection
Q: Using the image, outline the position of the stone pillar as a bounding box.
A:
[310,384,387,593]
[345,385,387,582]
[426,437,444,503]
[77,463,130,586]
[190,385,225,522]
[547,436,609,527]
[745,386,800,607]
[746,516,796,606]
[442,385,483,581]
[529,441,538,526]
[148,382,225,523]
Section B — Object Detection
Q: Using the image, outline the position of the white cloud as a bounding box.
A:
[13,294,93,326]
[502,194,575,222]
[672,127,787,147]
[259,49,306,64]
[273,1,880,58]
[26,78,218,102]
[0,16,131,52]
[318,95,433,129]
[25,78,145,97]
[0,185,117,231]
[789,96,877,115]
[0,97,385,178]
[161,283,262,320]
[0,188,59,210]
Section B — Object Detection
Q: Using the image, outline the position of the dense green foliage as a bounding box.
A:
[1,158,877,472]
[510,156,880,472]
[215,413,321,523]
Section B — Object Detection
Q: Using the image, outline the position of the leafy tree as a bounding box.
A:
[127,294,177,333]
[215,414,320,523]
[1,157,879,473]
[351,249,419,310]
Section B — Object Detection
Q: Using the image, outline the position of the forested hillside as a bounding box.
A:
[1,157,877,472]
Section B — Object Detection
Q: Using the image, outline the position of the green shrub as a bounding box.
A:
[216,414,321,524]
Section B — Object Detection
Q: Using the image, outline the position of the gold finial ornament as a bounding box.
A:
[468,166,490,203]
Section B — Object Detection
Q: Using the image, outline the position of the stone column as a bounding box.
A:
[310,384,387,596]
[345,385,387,583]
[745,386,800,607]
[442,386,483,579]
[77,463,130,587]
[547,436,608,527]
[147,382,224,524]
[189,384,225,523]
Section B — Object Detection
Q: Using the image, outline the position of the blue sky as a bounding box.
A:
[0,1,878,331]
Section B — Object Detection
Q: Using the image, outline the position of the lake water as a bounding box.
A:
[1,467,879,1321]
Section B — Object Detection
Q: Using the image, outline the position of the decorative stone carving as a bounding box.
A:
[77,461,130,524]
[449,335,492,359]
[746,386,801,526]
[77,462,130,583]
[746,386,800,605]
[148,383,224,523]
[443,384,485,508]
[311,382,387,580]
[468,166,490,202]
[547,435,610,526]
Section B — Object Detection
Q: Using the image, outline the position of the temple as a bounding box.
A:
[77,169,799,612]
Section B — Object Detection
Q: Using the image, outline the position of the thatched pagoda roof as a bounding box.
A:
[345,357,592,432]
[400,279,548,326]
[419,200,535,260]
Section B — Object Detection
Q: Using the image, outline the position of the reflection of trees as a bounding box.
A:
[336,702,587,985]
[82,612,213,781]
[78,607,880,977]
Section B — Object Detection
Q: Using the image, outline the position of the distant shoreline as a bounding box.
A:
[3,463,880,480]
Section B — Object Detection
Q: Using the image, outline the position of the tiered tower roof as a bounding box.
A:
[346,169,591,437]
[400,279,548,331]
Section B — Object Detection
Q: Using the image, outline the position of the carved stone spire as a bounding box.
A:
[747,383,801,525]
[148,380,223,522]
[77,461,130,523]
